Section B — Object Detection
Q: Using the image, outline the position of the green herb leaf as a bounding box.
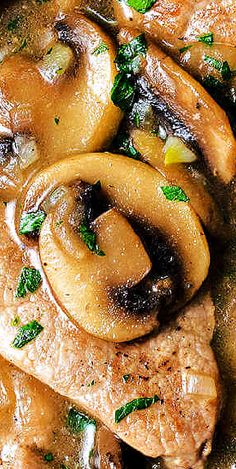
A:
[115,34,147,74]
[60,465,70,469]
[16,267,42,298]
[7,16,21,32]
[18,38,27,51]
[79,221,105,256]
[54,116,60,125]
[161,185,189,202]
[123,374,130,383]
[115,395,159,423]
[203,74,224,90]
[11,316,21,327]
[127,0,156,14]
[115,133,141,160]
[179,45,192,54]
[44,453,54,462]
[36,0,50,4]
[111,72,136,111]
[19,210,46,235]
[197,32,213,46]
[92,41,109,56]
[12,320,43,348]
[67,408,96,433]
[204,55,232,80]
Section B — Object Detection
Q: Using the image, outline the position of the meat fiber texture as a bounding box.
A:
[0,202,220,468]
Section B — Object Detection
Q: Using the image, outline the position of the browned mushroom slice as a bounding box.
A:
[19,152,210,341]
[0,14,122,166]
[40,203,154,342]
[119,29,236,183]
[131,128,225,237]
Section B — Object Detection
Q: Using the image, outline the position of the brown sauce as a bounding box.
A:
[0,1,235,468]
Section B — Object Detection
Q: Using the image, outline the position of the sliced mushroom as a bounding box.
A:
[119,29,236,183]
[131,128,225,237]
[40,200,154,341]
[19,152,210,341]
[0,14,122,167]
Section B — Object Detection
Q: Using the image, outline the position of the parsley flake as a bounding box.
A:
[18,38,27,52]
[92,41,109,56]
[54,116,60,125]
[179,45,192,54]
[115,395,159,423]
[115,133,141,160]
[7,16,21,32]
[12,320,43,348]
[123,374,130,383]
[115,34,147,74]
[79,220,105,256]
[127,0,156,14]
[19,210,46,235]
[16,267,42,298]
[111,72,136,111]
[161,185,189,202]
[197,32,213,46]
[204,55,232,80]
[67,408,96,433]
[44,453,54,462]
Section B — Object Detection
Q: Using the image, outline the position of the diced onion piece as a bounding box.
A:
[164,136,197,165]
[182,371,217,400]
[13,135,39,169]
[38,43,74,82]
[41,186,67,213]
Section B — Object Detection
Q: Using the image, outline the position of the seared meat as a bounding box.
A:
[0,202,220,467]
[0,355,123,469]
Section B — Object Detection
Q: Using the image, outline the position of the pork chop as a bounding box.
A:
[0,201,220,468]
[0,355,123,469]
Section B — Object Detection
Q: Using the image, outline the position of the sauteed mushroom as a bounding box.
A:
[119,29,236,183]
[0,14,122,163]
[19,152,210,341]
[130,128,225,236]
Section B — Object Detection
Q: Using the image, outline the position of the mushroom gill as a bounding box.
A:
[18,152,210,342]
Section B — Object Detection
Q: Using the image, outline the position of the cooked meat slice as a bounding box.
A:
[0,355,123,468]
[0,202,220,466]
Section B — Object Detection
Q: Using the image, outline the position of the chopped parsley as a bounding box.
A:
[92,41,109,56]
[197,32,213,46]
[56,67,64,75]
[126,0,156,14]
[44,453,54,462]
[115,34,147,74]
[161,185,189,202]
[79,220,105,256]
[203,74,224,90]
[54,116,60,125]
[111,72,136,111]
[16,267,42,298]
[36,0,50,4]
[204,55,232,80]
[46,47,53,55]
[123,374,130,383]
[60,465,70,469]
[7,16,21,32]
[19,210,46,235]
[12,320,44,348]
[11,316,21,327]
[18,38,27,51]
[115,395,159,423]
[179,45,192,54]
[67,408,96,433]
[115,133,141,160]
